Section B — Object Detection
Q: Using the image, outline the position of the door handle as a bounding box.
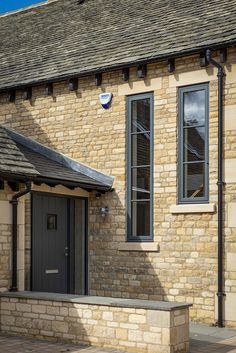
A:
[65,247,69,257]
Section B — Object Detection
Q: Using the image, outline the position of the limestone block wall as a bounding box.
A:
[0,49,236,325]
[0,183,25,292]
[0,185,12,292]
[0,294,190,353]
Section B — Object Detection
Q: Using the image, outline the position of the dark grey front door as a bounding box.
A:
[32,193,69,293]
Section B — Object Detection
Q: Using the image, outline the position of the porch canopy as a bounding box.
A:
[0,126,114,192]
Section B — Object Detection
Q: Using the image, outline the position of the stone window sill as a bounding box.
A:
[118,243,159,252]
[170,203,216,214]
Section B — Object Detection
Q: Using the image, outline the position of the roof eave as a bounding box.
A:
[0,171,37,182]
[33,176,113,192]
[0,41,235,93]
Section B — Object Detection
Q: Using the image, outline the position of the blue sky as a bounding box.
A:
[0,0,45,14]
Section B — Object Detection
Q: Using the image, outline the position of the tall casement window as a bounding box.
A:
[178,84,209,203]
[127,93,153,241]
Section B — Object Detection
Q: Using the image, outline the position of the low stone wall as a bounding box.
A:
[0,292,191,353]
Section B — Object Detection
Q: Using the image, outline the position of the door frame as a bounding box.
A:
[30,191,88,295]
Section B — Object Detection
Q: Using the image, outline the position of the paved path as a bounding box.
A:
[0,334,125,353]
[189,323,236,352]
[1,323,236,353]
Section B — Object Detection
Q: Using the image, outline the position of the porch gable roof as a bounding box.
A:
[0,127,39,179]
[0,126,114,192]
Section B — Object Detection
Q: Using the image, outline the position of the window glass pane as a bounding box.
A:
[183,126,205,162]
[183,163,205,198]
[128,94,153,240]
[131,201,150,237]
[132,133,150,166]
[132,167,150,200]
[184,90,205,127]
[131,99,150,132]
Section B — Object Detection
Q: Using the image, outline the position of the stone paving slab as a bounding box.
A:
[0,334,127,353]
[1,324,236,353]
[190,323,236,341]
[189,323,236,353]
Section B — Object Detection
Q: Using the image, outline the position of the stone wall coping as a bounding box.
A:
[0,291,192,311]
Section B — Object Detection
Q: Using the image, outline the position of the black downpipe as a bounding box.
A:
[9,181,32,292]
[206,49,225,328]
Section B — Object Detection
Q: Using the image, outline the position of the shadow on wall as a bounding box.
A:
[0,85,78,291]
[2,86,66,151]
[0,76,220,330]
[89,190,166,302]
[0,82,167,302]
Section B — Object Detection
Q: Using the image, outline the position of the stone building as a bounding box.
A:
[0,0,235,341]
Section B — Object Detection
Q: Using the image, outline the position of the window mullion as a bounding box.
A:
[183,160,205,165]
[131,164,151,169]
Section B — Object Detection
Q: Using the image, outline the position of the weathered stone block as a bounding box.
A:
[129,314,146,324]
[52,320,68,333]
[32,305,46,314]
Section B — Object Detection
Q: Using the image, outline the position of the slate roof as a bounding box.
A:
[0,128,38,178]
[17,143,111,191]
[0,0,236,91]
[0,127,113,191]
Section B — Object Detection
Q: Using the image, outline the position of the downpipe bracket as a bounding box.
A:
[217,181,226,187]
[10,199,18,205]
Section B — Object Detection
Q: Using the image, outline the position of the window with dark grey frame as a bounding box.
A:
[178,83,209,203]
[127,93,153,241]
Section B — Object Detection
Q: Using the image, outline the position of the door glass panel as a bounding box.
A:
[131,98,150,132]
[131,201,150,237]
[47,214,57,230]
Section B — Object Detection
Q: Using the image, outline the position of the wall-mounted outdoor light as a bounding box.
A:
[99,207,109,217]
